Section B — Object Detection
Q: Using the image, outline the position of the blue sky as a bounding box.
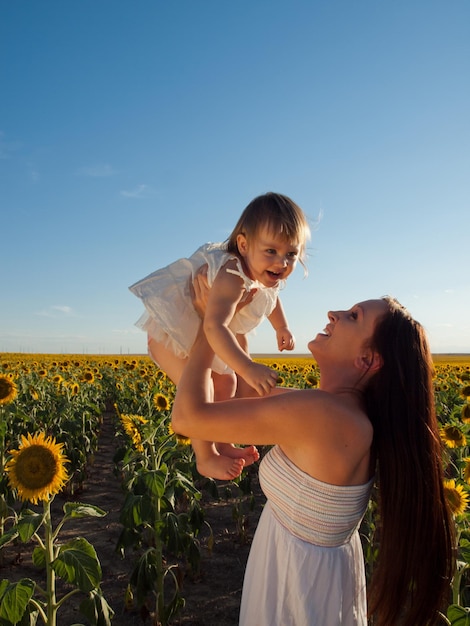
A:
[1,1,469,355]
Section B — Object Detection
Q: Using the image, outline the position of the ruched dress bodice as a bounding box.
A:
[260,444,373,547]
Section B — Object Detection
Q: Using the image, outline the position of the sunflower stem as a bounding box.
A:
[34,583,49,598]
[52,517,66,542]
[56,588,80,609]
[154,494,165,624]
[29,597,48,624]
[43,499,58,626]
[33,531,46,551]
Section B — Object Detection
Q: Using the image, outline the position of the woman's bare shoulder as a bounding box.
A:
[270,388,372,446]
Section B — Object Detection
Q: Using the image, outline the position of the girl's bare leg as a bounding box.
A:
[212,372,260,467]
[148,336,248,480]
[214,333,260,466]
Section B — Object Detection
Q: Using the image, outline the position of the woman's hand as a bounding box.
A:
[191,265,210,319]
[191,264,256,319]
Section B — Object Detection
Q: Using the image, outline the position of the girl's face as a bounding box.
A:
[308,300,388,363]
[236,226,300,287]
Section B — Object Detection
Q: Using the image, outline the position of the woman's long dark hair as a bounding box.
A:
[365,297,455,625]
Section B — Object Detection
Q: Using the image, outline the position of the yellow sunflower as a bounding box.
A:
[168,423,191,446]
[463,458,470,484]
[462,404,470,424]
[305,374,319,387]
[153,393,170,411]
[461,385,470,399]
[0,375,18,405]
[5,432,70,504]
[439,425,467,448]
[82,371,95,383]
[444,479,470,516]
[29,387,40,401]
[120,414,148,452]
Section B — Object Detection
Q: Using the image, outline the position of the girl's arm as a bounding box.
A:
[268,297,295,351]
[203,261,278,396]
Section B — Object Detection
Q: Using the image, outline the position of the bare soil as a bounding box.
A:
[0,414,265,626]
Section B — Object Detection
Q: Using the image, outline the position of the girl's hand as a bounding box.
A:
[276,326,295,351]
[242,361,278,396]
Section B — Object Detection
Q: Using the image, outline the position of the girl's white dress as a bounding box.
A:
[129,243,281,374]
[240,445,373,626]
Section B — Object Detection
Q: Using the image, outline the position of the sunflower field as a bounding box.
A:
[0,353,469,625]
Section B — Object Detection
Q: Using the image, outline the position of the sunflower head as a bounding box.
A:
[461,385,470,399]
[439,425,467,448]
[120,414,148,452]
[0,375,18,405]
[463,458,470,484]
[5,432,70,504]
[305,374,319,387]
[462,404,470,424]
[444,479,470,517]
[153,393,170,412]
[82,371,95,383]
[168,423,191,446]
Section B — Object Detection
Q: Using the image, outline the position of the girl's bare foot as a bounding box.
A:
[196,453,245,480]
[216,443,260,466]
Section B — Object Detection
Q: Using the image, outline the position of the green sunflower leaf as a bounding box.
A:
[0,578,35,623]
[17,512,44,543]
[459,538,470,564]
[0,527,19,548]
[53,537,102,592]
[447,604,470,625]
[62,502,107,520]
[79,589,114,626]
[142,468,167,498]
[32,546,46,568]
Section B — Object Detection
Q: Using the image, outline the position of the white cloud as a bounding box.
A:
[30,169,40,182]
[120,184,153,199]
[75,163,116,177]
[35,305,75,318]
[52,305,73,314]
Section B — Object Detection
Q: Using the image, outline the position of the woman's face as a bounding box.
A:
[308,299,388,361]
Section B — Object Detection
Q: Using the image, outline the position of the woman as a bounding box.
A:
[171,295,454,625]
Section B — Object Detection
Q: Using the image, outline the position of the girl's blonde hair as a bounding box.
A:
[225,192,311,271]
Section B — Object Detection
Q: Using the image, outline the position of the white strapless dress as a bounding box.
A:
[240,446,373,625]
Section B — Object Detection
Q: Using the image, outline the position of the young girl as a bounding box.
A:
[129,192,310,480]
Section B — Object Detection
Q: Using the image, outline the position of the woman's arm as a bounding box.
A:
[172,324,360,445]
[172,310,374,485]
